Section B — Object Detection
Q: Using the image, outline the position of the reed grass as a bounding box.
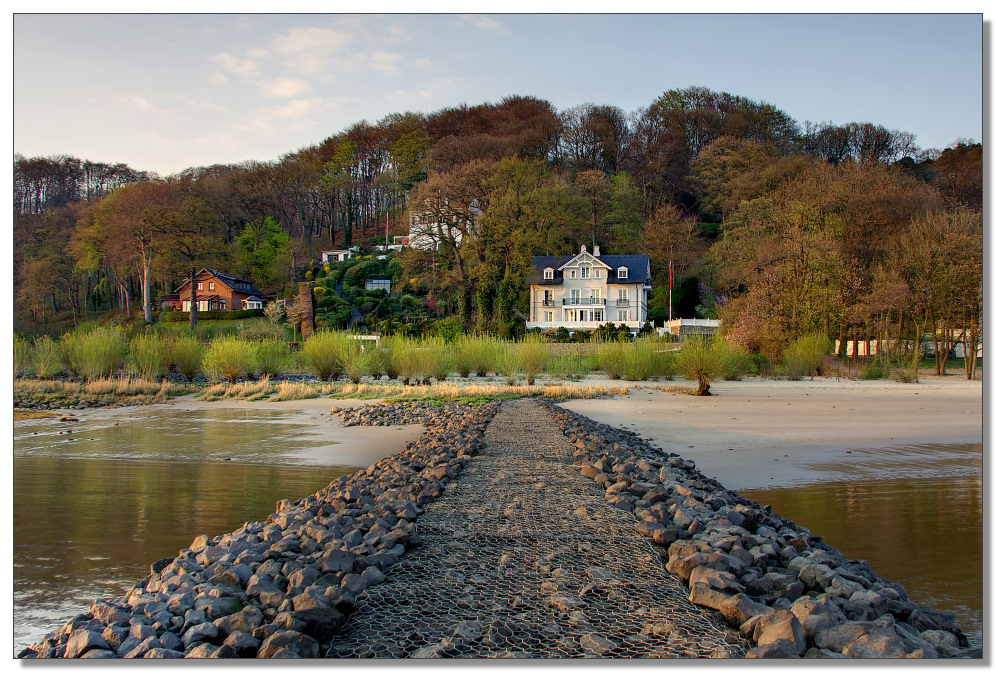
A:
[301,330,353,381]
[255,338,291,378]
[167,334,203,381]
[127,332,168,381]
[520,334,550,385]
[32,336,65,378]
[14,335,31,376]
[781,333,833,380]
[202,335,257,383]
[60,326,126,381]
[677,336,723,396]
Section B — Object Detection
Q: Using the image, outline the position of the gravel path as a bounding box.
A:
[327,398,747,658]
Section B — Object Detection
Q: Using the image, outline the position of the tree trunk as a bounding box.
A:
[142,261,153,323]
[189,268,199,331]
[837,321,847,358]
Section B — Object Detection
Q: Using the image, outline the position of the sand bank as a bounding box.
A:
[560,376,983,491]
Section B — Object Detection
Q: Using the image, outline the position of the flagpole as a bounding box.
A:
[385,211,389,248]
[668,259,673,323]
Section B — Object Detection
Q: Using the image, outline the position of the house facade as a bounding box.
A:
[320,248,359,263]
[166,269,269,312]
[526,245,651,334]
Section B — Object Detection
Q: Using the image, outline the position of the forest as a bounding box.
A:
[13,86,983,367]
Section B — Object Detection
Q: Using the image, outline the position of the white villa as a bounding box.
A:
[526,245,651,334]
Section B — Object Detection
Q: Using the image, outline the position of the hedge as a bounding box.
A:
[159,309,265,322]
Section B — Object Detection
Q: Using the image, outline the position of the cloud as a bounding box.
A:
[368,51,402,76]
[212,51,260,79]
[209,71,228,86]
[269,26,354,74]
[257,77,312,99]
[458,15,506,32]
[234,97,328,131]
[114,95,171,114]
[386,76,465,103]
[413,58,432,70]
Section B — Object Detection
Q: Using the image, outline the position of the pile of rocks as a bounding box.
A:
[336,401,468,427]
[17,401,501,660]
[540,400,977,659]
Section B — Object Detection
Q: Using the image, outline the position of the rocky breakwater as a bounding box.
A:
[17,401,500,660]
[540,400,978,660]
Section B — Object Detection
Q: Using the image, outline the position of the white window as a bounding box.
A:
[220,300,225,310]
[569,269,576,279]
[543,267,554,280]
[570,289,581,304]
[197,282,203,291]
[543,311,553,322]
[209,281,215,290]
[580,265,590,279]
[618,288,628,304]
[617,266,628,279]
[595,269,601,279]
[543,289,553,305]
[590,289,601,302]
[618,310,628,321]
[594,309,604,322]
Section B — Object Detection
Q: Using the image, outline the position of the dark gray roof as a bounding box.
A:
[529,254,650,286]
[175,269,267,298]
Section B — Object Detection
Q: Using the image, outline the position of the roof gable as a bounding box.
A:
[558,250,611,271]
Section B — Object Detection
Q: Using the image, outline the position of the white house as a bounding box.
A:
[320,248,360,263]
[526,245,651,334]
[407,197,480,251]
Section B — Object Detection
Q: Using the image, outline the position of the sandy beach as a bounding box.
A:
[560,376,983,491]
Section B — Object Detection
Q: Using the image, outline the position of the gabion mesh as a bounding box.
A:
[327,399,749,658]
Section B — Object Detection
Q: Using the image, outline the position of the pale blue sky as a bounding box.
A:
[13,13,985,176]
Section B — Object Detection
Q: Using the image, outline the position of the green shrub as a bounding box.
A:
[453,335,476,378]
[520,334,550,385]
[715,338,753,381]
[751,354,773,378]
[237,320,288,342]
[160,308,265,322]
[546,353,594,381]
[494,342,522,385]
[365,344,390,380]
[32,336,65,378]
[650,344,677,380]
[860,362,886,380]
[300,330,352,381]
[202,336,257,383]
[61,326,127,381]
[620,339,656,381]
[462,335,498,377]
[168,334,203,381]
[781,333,833,380]
[339,339,367,384]
[256,338,291,378]
[128,333,169,380]
[677,336,723,395]
[597,340,628,380]
[14,334,31,377]
[385,335,419,384]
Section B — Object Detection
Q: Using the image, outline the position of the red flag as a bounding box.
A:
[669,260,673,291]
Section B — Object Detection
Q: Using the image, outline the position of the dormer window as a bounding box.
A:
[543,267,554,280]
[580,265,591,279]
[617,266,628,280]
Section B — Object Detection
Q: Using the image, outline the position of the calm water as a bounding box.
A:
[740,442,983,648]
[12,406,372,654]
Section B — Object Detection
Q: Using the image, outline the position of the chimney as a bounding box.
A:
[593,245,600,256]
[580,244,587,253]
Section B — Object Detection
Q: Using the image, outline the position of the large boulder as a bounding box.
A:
[257,630,319,658]
[64,629,110,659]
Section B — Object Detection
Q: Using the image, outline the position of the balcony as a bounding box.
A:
[541,299,556,307]
[562,298,606,306]
[615,298,630,306]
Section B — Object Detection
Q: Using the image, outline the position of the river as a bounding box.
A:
[11,403,421,655]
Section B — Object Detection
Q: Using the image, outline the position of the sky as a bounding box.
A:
[12,13,986,177]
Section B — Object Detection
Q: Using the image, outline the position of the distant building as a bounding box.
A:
[526,245,651,334]
[165,269,268,312]
[407,197,480,251]
[365,279,391,293]
[320,248,359,263]
[660,318,722,340]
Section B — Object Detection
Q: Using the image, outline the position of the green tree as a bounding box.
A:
[233,216,292,293]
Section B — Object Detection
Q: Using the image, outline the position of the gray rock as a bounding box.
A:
[143,647,185,658]
[89,599,129,626]
[789,595,847,637]
[579,633,619,656]
[158,630,183,652]
[745,638,802,658]
[719,593,771,627]
[318,548,356,574]
[214,605,265,638]
[843,629,907,658]
[64,629,110,659]
[688,582,729,611]
[208,644,240,658]
[741,610,806,655]
[340,573,368,596]
[78,648,117,658]
[920,629,960,656]
[286,606,346,642]
[222,631,261,658]
[122,636,160,659]
[257,630,319,658]
[814,621,873,652]
[181,621,218,648]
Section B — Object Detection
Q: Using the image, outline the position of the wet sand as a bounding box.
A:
[560,376,983,491]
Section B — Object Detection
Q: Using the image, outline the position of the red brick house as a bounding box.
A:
[163,269,269,312]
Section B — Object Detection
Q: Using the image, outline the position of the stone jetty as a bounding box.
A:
[17,398,977,659]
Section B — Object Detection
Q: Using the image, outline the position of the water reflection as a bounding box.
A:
[12,407,373,653]
[740,459,982,648]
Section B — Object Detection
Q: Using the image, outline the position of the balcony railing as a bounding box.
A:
[541,299,555,307]
[562,298,606,306]
[615,298,630,306]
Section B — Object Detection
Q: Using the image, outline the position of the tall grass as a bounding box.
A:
[167,334,203,381]
[781,333,833,380]
[677,336,723,396]
[300,330,353,381]
[14,335,32,377]
[202,335,257,383]
[32,336,65,378]
[386,335,419,385]
[621,339,655,381]
[453,335,477,378]
[520,334,550,385]
[546,353,595,381]
[415,336,450,384]
[468,335,499,377]
[495,341,522,385]
[597,339,628,380]
[714,337,752,381]
[61,326,127,381]
[255,338,291,378]
[128,333,169,381]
